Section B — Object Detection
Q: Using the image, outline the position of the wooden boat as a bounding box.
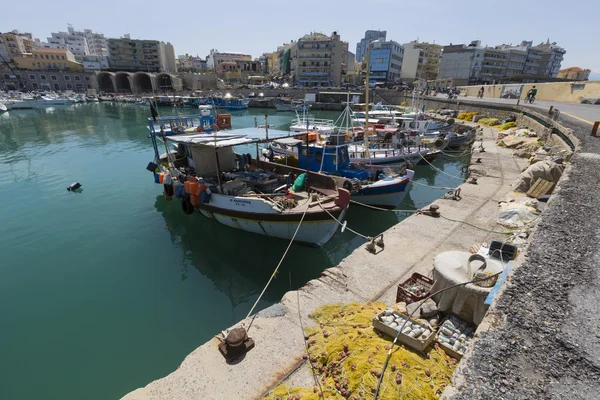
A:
[270,137,414,209]
[149,133,350,246]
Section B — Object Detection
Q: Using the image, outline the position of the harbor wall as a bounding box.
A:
[457,80,600,104]
[122,99,577,400]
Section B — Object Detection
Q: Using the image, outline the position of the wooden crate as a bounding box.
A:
[527,178,554,198]
[372,311,435,352]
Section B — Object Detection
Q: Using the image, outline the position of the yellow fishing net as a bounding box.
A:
[264,302,457,400]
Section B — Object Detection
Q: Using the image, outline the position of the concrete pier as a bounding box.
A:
[123,122,531,399]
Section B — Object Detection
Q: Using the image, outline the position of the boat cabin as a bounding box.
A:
[295,142,368,181]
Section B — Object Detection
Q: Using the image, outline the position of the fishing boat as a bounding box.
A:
[0,103,7,112]
[447,129,476,149]
[147,113,233,137]
[206,95,250,110]
[274,98,312,112]
[289,106,337,135]
[270,136,414,209]
[147,131,350,246]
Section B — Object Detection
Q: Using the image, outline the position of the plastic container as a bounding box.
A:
[396,272,434,304]
[188,182,198,195]
[190,195,200,206]
[194,184,208,196]
[158,173,165,184]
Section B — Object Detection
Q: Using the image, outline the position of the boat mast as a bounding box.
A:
[364,49,370,160]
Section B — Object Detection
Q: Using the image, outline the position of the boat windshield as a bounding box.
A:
[339,147,349,165]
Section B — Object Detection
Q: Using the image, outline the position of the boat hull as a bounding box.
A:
[349,150,427,165]
[350,171,413,209]
[194,195,347,246]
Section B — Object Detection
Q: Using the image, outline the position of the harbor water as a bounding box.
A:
[0,103,469,400]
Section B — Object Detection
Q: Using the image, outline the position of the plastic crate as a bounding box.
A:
[395,272,434,304]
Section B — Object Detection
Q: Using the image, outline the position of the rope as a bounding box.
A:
[438,147,475,158]
[439,214,512,235]
[349,199,419,213]
[409,179,456,191]
[417,151,467,181]
[245,205,309,332]
[317,197,372,240]
[290,271,325,400]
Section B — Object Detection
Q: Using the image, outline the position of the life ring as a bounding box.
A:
[181,196,194,215]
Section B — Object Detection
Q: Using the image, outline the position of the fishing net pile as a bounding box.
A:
[264,302,457,400]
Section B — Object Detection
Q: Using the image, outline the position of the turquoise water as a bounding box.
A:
[0,104,469,399]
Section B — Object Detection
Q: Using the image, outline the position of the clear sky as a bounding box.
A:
[2,0,599,79]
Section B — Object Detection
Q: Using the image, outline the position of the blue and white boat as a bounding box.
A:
[147,113,236,138]
[205,95,249,110]
[272,137,414,209]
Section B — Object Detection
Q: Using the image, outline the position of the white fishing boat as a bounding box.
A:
[347,142,432,165]
[274,98,312,112]
[148,132,350,246]
[0,103,7,112]
[289,106,337,135]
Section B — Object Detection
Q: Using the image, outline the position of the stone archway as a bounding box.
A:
[133,72,154,94]
[156,73,174,91]
[115,72,133,93]
[97,72,115,93]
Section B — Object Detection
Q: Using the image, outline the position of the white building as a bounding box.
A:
[80,55,110,70]
[44,26,108,59]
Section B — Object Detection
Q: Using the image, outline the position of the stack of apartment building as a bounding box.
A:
[436,39,567,87]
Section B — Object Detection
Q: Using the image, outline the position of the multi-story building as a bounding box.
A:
[158,42,176,72]
[277,43,294,75]
[0,30,35,61]
[80,55,110,70]
[290,31,348,87]
[177,55,208,72]
[400,40,442,82]
[107,37,176,72]
[355,30,386,62]
[557,67,591,81]
[44,26,108,58]
[0,70,95,92]
[367,41,404,85]
[11,48,84,72]
[206,50,252,70]
[438,39,566,85]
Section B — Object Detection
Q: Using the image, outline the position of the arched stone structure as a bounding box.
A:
[97,72,115,93]
[133,72,155,94]
[156,73,175,91]
[115,72,133,93]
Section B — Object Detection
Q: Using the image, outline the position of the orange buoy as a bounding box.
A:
[188,181,198,195]
[158,173,165,184]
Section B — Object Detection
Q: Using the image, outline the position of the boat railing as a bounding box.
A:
[292,117,336,127]
[147,114,214,134]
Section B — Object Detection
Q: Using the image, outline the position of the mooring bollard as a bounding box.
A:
[592,121,600,137]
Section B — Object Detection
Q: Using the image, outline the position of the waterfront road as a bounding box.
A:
[432,93,600,126]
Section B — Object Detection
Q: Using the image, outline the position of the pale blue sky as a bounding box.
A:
[2,0,599,79]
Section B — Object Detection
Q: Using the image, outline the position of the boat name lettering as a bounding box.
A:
[230,199,252,206]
